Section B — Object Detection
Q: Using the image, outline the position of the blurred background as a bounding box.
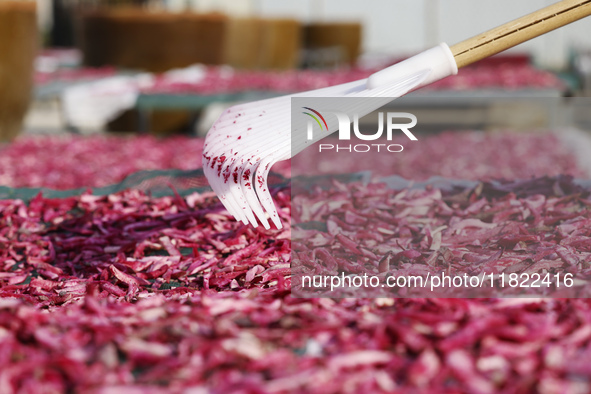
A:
[1,0,591,187]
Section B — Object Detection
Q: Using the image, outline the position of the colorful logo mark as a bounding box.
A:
[302,107,328,131]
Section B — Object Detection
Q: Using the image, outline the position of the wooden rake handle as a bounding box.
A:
[450,0,591,68]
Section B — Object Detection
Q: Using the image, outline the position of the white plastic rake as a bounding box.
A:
[203,0,591,229]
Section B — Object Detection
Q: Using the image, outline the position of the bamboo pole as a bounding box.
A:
[451,0,591,68]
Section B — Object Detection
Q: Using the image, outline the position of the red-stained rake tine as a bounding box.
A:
[203,43,456,229]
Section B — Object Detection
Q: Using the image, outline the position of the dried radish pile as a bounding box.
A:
[0,135,292,190]
[293,131,587,181]
[34,49,562,95]
[0,135,205,190]
[0,188,291,304]
[1,130,591,391]
[292,176,591,298]
[0,132,583,191]
[144,63,563,95]
[2,178,591,392]
[428,62,563,91]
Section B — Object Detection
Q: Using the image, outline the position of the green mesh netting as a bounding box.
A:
[5,168,589,203]
[0,169,290,201]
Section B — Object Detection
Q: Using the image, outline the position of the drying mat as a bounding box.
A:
[0,168,288,201]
